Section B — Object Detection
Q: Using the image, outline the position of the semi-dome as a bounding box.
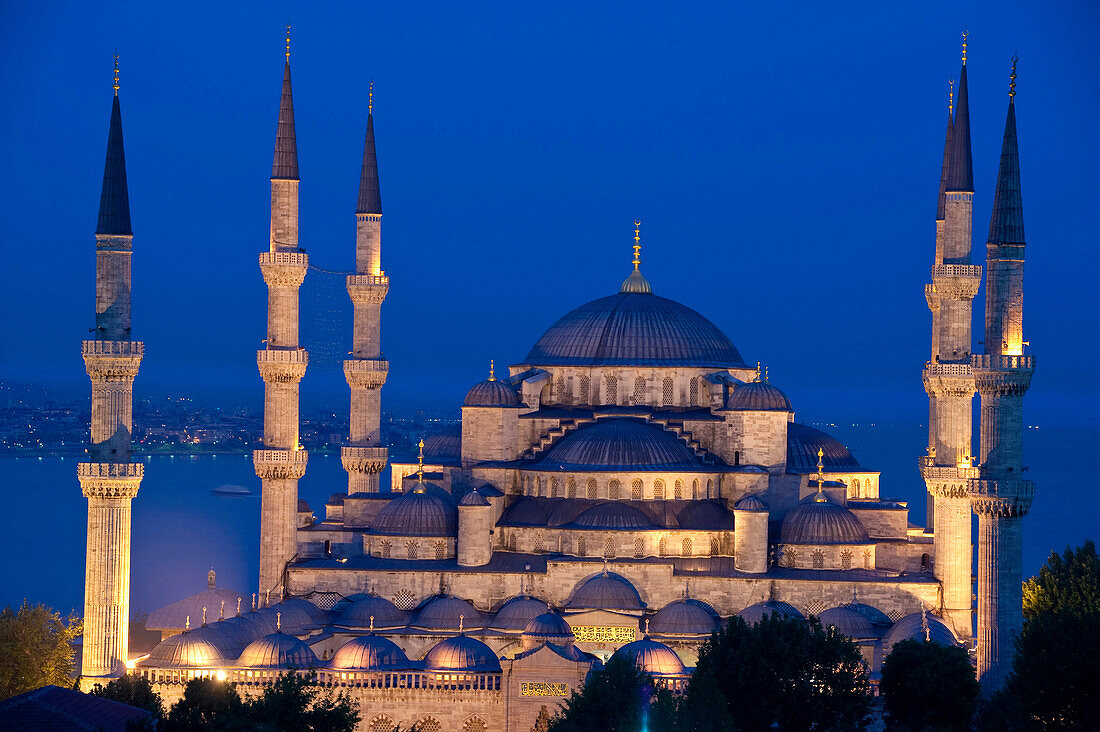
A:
[329,634,410,672]
[733,494,769,512]
[678,500,735,530]
[523,286,746,368]
[142,629,225,668]
[780,495,870,545]
[414,595,484,630]
[423,635,501,673]
[649,599,719,636]
[567,571,644,610]
[817,606,878,639]
[371,486,457,537]
[573,502,655,530]
[464,378,521,407]
[500,497,548,526]
[787,423,861,472]
[534,418,710,471]
[844,602,892,629]
[338,594,409,629]
[612,637,686,676]
[725,380,792,412]
[737,600,805,624]
[523,611,574,643]
[237,631,318,669]
[491,596,549,630]
[883,612,959,654]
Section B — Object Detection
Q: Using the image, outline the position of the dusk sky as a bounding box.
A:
[2,0,1097,425]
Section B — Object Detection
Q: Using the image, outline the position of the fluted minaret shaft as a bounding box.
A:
[255,58,308,600]
[922,58,979,641]
[342,111,389,493]
[79,89,143,688]
[970,78,1034,692]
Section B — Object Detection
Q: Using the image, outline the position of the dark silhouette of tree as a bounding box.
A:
[1023,540,1099,620]
[879,639,978,731]
[243,671,358,732]
[0,600,82,700]
[548,654,678,732]
[163,677,246,731]
[679,614,872,731]
[91,673,165,720]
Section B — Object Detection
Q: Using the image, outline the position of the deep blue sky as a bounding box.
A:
[2,1,1097,426]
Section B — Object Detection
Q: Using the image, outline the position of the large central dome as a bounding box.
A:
[523,278,745,367]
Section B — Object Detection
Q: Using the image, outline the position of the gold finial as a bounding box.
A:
[1009,55,1018,99]
[369,81,374,115]
[948,79,954,116]
[276,611,282,631]
[113,51,119,95]
[285,22,291,60]
[220,600,225,620]
[489,359,495,381]
[764,365,770,383]
[369,615,375,633]
[632,219,642,271]
[459,614,465,634]
[417,438,425,483]
[814,447,827,502]
[185,616,190,631]
[644,618,650,636]
[755,362,762,382]
[961,28,968,65]
[202,606,207,625]
[236,597,242,616]
[252,593,257,611]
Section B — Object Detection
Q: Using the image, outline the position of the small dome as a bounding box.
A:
[371,487,457,537]
[523,611,574,642]
[567,572,644,610]
[414,595,483,630]
[612,637,686,676]
[725,380,792,412]
[677,500,735,530]
[649,599,719,636]
[241,609,278,637]
[459,488,491,507]
[423,635,501,673]
[142,629,225,668]
[817,606,877,639]
[204,618,256,655]
[787,423,861,472]
[573,502,655,530]
[237,632,318,669]
[535,418,708,471]
[265,601,314,634]
[780,496,870,545]
[329,635,410,671]
[737,600,805,625]
[733,494,769,512]
[500,497,548,526]
[844,602,892,628]
[422,426,462,460]
[464,379,520,407]
[339,594,409,629]
[279,597,327,625]
[883,613,959,654]
[491,596,549,631]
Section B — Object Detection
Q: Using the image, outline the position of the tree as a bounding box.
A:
[0,600,82,700]
[91,673,165,720]
[1023,540,1100,620]
[548,654,679,732]
[243,671,359,732]
[163,677,246,731]
[879,639,979,731]
[679,614,872,731]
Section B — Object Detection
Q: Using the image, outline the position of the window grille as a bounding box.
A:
[634,538,645,558]
[634,377,646,404]
[658,537,667,556]
[393,589,416,610]
[682,538,693,557]
[534,534,545,553]
[605,373,618,404]
[579,375,590,404]
[785,548,799,568]
[381,541,392,559]
[689,377,699,405]
[710,536,720,555]
[577,538,587,557]
[417,719,441,732]
[631,479,643,500]
[463,718,487,732]
[604,537,615,558]
[693,479,700,499]
[840,550,852,570]
[863,548,873,569]
[554,375,564,401]
[554,477,563,498]
[565,477,574,498]
[662,377,674,406]
[654,479,665,500]
[812,549,825,569]
[609,480,620,499]
[406,541,418,560]
[587,479,598,499]
[509,534,518,552]
[674,480,683,500]
[370,715,396,732]
[435,541,446,560]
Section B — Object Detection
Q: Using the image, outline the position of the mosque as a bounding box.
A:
[75,31,1035,731]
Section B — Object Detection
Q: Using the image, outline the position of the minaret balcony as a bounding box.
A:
[930,264,982,300]
[253,448,309,480]
[972,355,1034,398]
[969,478,1035,517]
[259,252,308,288]
[922,362,975,398]
[971,354,1035,372]
[257,349,308,383]
[77,461,143,499]
[343,359,389,389]
[346,274,389,304]
[81,340,143,381]
[341,445,389,474]
[924,283,939,312]
[919,455,979,482]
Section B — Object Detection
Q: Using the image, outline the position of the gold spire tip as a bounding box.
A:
[416,438,425,483]
[948,79,954,116]
[764,365,770,383]
[285,22,291,60]
[369,80,374,115]
[489,359,495,381]
[961,28,968,65]
[755,362,762,382]
[1009,55,1018,98]
[113,51,119,95]
[632,219,641,270]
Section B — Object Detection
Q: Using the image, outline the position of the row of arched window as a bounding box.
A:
[522,475,713,500]
[370,714,486,732]
[374,539,448,560]
[505,530,726,558]
[549,374,708,407]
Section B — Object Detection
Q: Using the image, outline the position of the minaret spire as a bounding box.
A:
[97,56,131,237]
[356,89,382,215]
[988,57,1024,251]
[272,25,299,181]
[935,81,954,221]
[946,33,974,193]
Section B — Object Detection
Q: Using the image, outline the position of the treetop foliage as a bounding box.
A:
[0,600,81,701]
[1023,539,1099,621]
[879,639,978,732]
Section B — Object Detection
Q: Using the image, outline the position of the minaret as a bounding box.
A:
[341,82,389,493]
[921,33,981,642]
[78,55,144,688]
[254,28,308,600]
[969,57,1035,691]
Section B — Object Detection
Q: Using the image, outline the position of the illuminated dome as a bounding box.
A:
[414,595,484,630]
[737,600,805,624]
[780,495,870,545]
[612,637,687,676]
[523,283,746,368]
[278,597,327,626]
[143,628,226,668]
[423,635,501,673]
[237,631,318,669]
[522,611,574,644]
[567,571,644,610]
[786,423,861,471]
[725,380,792,412]
[240,608,278,636]
[205,617,256,655]
[534,418,709,471]
[338,594,409,629]
[818,606,878,639]
[649,599,720,636]
[371,486,457,537]
[491,596,549,630]
[464,378,521,407]
[265,601,316,633]
[883,612,959,654]
[329,634,410,671]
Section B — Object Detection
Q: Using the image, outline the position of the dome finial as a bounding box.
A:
[755,362,762,382]
[644,617,650,636]
[208,567,216,589]
[961,28,968,66]
[920,600,930,642]
[948,79,954,116]
[265,589,271,608]
[488,359,495,381]
[369,80,373,114]
[219,600,225,620]
[202,606,207,626]
[112,51,119,96]
[1009,55,1018,99]
[277,611,282,631]
[764,365,770,383]
[416,438,425,484]
[814,447,828,502]
[236,597,242,616]
[602,558,609,576]
[252,593,257,611]
[459,614,465,634]
[632,219,642,271]
[185,615,191,631]
[369,615,375,633]
[285,21,291,60]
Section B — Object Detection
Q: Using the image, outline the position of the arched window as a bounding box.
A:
[417,718,441,732]
[604,373,618,404]
[841,549,853,570]
[863,548,873,569]
[370,714,396,732]
[604,537,615,558]
[674,480,683,500]
[406,541,418,560]
[579,375,591,404]
[785,548,799,568]
[812,549,825,569]
[463,718,487,732]
[706,479,713,497]
[554,477,563,498]
[710,536,720,555]
[689,377,700,405]
[381,541,391,559]
[852,478,861,496]
[682,538,693,557]
[509,533,518,552]
[734,450,740,467]
[631,479,643,500]
[577,537,587,557]
[554,375,565,402]
[634,538,645,558]
[565,477,574,498]
[535,476,542,497]
[587,478,598,499]
[609,480,620,499]
[633,376,646,404]
[654,479,665,500]
[662,377,674,406]
[323,539,332,556]
[435,541,446,560]
[534,534,545,553]
[658,537,667,556]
